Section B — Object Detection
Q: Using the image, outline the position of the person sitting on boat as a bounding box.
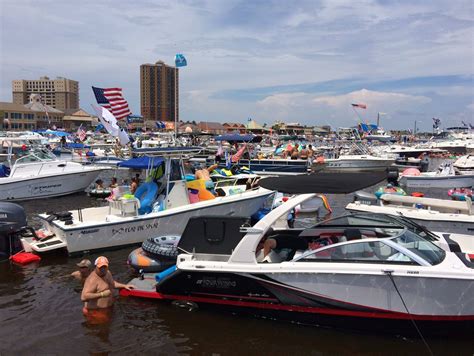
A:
[290,143,300,160]
[71,259,92,285]
[81,256,135,324]
[195,163,219,181]
[257,234,308,262]
[130,177,138,194]
[299,145,308,160]
[95,179,105,190]
[307,144,314,158]
[109,177,118,189]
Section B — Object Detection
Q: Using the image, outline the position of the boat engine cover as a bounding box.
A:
[0,202,27,233]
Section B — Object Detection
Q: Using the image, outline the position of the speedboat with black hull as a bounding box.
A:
[122,193,474,335]
[21,147,274,255]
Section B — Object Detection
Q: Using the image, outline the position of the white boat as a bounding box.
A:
[21,147,274,254]
[0,148,109,201]
[316,154,395,172]
[399,162,474,188]
[346,193,474,235]
[122,194,474,334]
[454,154,474,175]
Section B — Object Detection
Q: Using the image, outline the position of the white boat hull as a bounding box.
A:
[29,189,274,254]
[319,156,395,172]
[0,169,104,201]
[399,174,474,188]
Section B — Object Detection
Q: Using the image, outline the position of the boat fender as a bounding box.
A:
[155,265,177,282]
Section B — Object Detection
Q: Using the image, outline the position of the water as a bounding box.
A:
[0,172,473,354]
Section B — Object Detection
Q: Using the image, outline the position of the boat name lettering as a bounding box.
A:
[407,271,419,275]
[32,184,62,193]
[196,277,236,289]
[112,222,159,235]
[80,228,100,234]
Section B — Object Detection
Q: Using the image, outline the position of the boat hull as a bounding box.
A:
[317,158,395,173]
[125,269,474,335]
[399,174,474,188]
[0,170,104,201]
[35,190,274,254]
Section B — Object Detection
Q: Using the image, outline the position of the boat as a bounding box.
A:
[398,162,474,188]
[20,147,275,255]
[0,148,109,201]
[121,194,474,335]
[453,155,474,175]
[346,192,474,235]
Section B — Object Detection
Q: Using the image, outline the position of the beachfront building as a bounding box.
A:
[197,122,225,135]
[223,122,246,134]
[1,94,64,130]
[140,60,178,123]
[12,76,79,112]
[62,109,96,131]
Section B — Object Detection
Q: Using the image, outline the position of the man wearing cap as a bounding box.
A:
[81,256,134,323]
[71,259,92,285]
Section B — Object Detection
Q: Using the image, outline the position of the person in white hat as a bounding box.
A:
[71,259,92,285]
[81,256,134,323]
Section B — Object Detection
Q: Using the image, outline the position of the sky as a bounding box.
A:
[1,0,473,131]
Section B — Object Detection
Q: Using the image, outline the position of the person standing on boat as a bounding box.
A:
[71,259,92,285]
[130,177,138,194]
[81,256,134,323]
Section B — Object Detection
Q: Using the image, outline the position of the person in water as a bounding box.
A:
[95,179,105,190]
[81,256,134,324]
[71,259,92,285]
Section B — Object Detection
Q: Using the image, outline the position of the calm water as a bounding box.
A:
[0,169,473,355]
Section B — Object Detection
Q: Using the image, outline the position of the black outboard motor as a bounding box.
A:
[420,156,430,172]
[0,202,27,260]
[386,166,399,186]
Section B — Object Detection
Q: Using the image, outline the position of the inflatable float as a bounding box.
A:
[448,188,473,201]
[89,189,112,199]
[374,184,407,199]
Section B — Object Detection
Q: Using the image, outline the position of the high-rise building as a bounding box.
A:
[140,60,178,123]
[12,76,79,112]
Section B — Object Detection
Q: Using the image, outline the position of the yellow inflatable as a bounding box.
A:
[186,179,215,201]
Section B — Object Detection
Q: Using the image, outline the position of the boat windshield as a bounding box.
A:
[15,149,56,164]
[389,229,445,265]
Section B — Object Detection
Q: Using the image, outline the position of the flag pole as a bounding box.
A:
[174,66,178,143]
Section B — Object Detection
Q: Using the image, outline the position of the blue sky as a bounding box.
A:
[1,0,473,131]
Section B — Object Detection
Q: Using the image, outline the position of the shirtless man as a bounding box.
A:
[195,163,218,180]
[81,256,134,323]
[71,259,92,285]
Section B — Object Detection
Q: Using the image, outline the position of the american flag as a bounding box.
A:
[92,86,132,120]
[76,125,87,141]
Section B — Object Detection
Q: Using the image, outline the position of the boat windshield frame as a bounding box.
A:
[14,149,57,165]
[293,228,445,266]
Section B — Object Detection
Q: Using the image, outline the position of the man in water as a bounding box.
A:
[81,256,134,323]
[71,259,92,285]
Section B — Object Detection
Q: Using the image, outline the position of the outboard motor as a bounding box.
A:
[420,156,430,172]
[0,202,27,260]
[353,191,378,204]
[386,166,399,186]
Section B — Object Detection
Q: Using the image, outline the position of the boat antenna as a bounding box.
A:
[383,270,433,356]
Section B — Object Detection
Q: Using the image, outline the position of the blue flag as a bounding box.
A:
[175,54,187,67]
[95,124,105,131]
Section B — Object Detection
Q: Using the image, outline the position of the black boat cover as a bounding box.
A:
[259,171,387,194]
[178,216,248,255]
